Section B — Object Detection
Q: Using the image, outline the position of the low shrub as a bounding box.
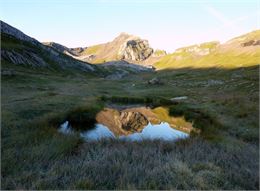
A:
[29,102,104,131]
[66,105,102,130]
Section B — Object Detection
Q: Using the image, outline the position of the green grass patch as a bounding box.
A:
[81,44,103,55]
[169,103,224,140]
[66,104,104,130]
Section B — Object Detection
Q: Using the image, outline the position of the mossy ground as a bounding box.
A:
[1,61,259,189]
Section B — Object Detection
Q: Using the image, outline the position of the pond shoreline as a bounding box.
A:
[58,104,194,141]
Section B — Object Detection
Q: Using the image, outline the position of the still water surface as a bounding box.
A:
[58,105,193,141]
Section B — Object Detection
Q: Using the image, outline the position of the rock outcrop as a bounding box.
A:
[118,39,153,61]
[70,47,85,55]
[148,77,163,85]
[225,30,260,49]
[241,40,260,47]
[1,49,48,67]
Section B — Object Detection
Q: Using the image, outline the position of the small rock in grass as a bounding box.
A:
[170,96,188,102]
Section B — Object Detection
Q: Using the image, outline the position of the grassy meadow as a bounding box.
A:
[1,57,259,189]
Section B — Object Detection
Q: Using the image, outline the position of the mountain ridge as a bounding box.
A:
[154,30,260,69]
[1,20,96,72]
[44,32,167,66]
[2,20,259,71]
[1,20,153,78]
[43,30,260,69]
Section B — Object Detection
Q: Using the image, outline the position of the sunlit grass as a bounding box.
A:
[155,51,260,69]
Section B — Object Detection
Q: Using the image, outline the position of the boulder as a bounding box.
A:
[148,77,163,85]
[170,96,188,103]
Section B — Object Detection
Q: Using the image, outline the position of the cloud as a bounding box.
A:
[203,5,240,31]
[202,3,259,33]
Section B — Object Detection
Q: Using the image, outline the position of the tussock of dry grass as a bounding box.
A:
[3,137,258,190]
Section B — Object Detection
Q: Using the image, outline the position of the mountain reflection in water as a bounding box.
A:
[59,106,195,141]
[80,122,188,141]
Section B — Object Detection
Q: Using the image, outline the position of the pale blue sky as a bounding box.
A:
[1,0,259,52]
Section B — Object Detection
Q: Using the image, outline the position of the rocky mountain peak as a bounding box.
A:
[117,34,154,61]
[112,32,139,44]
[118,32,132,37]
[75,32,155,63]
